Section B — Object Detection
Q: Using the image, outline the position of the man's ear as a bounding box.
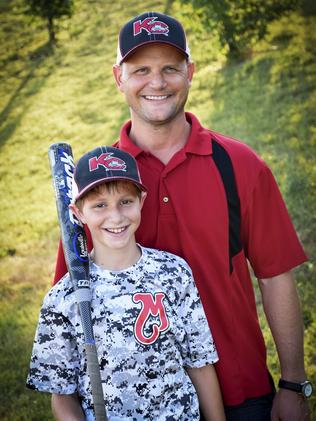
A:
[187,61,195,86]
[69,203,86,224]
[113,64,124,92]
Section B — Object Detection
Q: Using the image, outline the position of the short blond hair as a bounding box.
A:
[76,180,142,210]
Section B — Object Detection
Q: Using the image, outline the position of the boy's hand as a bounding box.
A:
[51,393,85,421]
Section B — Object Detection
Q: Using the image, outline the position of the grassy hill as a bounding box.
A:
[0,0,315,419]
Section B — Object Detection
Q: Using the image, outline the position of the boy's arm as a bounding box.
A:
[186,364,226,421]
[51,393,85,421]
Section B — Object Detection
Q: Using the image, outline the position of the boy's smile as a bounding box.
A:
[106,226,127,234]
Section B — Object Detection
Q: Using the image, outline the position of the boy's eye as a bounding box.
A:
[121,199,133,205]
[95,203,106,208]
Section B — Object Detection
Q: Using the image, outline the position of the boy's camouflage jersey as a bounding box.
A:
[27,247,218,420]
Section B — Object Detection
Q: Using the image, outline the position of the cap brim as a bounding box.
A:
[75,177,147,201]
[117,40,189,65]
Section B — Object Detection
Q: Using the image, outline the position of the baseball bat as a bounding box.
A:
[48,142,107,421]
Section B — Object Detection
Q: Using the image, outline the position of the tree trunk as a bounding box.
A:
[47,16,56,44]
[227,38,240,57]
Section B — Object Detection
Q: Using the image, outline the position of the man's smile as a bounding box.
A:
[143,95,169,101]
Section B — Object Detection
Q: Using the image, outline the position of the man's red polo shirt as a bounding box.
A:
[54,113,307,405]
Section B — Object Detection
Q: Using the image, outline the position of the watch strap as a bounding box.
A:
[278,379,302,393]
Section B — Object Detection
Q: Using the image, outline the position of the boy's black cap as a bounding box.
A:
[116,11,190,64]
[73,146,147,201]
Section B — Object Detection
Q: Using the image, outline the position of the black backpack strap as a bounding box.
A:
[211,139,242,273]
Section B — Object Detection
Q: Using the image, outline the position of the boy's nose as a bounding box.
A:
[107,206,123,223]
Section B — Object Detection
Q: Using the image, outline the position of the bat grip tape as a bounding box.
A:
[76,287,108,420]
[85,344,108,421]
[75,287,91,302]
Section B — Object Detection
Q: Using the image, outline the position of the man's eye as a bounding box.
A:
[135,68,147,74]
[165,66,177,73]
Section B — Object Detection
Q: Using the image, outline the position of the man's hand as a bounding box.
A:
[271,389,310,421]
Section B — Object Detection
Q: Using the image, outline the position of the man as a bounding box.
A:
[54,11,312,420]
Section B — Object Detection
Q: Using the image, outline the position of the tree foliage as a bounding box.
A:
[179,0,302,56]
[24,0,73,44]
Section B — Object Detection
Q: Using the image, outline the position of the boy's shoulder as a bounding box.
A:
[141,246,192,273]
[44,273,76,310]
[140,247,196,297]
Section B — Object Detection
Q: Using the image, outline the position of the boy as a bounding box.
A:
[27,146,225,420]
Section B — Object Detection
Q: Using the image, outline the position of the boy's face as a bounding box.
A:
[72,181,146,255]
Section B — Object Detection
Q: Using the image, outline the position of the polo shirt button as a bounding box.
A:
[163,196,169,203]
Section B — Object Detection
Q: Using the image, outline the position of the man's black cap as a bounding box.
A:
[116,11,190,64]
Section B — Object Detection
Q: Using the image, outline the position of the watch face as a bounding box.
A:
[303,382,313,398]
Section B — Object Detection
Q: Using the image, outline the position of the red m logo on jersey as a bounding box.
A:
[133,292,170,345]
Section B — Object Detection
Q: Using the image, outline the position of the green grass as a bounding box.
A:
[0,0,315,419]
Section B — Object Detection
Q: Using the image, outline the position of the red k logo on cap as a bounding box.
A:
[89,153,127,172]
[133,17,169,36]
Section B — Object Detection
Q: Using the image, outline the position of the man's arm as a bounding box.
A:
[51,393,85,421]
[259,270,310,420]
[186,364,225,421]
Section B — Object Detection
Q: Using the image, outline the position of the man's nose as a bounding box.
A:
[148,71,167,89]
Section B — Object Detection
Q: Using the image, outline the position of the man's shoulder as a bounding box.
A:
[208,129,270,187]
[188,112,263,163]
[210,130,263,163]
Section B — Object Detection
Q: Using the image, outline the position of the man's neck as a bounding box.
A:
[129,113,191,165]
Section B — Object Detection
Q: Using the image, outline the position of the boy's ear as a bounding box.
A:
[69,203,86,224]
[139,192,147,209]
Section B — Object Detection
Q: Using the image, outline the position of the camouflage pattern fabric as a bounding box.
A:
[27,246,218,420]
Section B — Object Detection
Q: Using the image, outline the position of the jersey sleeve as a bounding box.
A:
[242,164,307,279]
[176,261,218,368]
[26,288,80,394]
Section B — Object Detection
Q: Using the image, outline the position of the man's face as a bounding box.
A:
[113,44,194,126]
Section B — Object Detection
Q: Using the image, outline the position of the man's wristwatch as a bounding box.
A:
[278,379,313,398]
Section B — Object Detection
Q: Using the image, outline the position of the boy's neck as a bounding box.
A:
[91,243,141,271]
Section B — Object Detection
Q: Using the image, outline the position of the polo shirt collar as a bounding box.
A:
[117,112,213,157]
[184,112,213,155]
[117,120,142,158]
